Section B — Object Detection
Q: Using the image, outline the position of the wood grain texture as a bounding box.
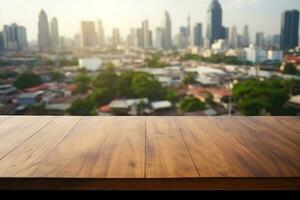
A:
[0,117,81,177]
[0,116,299,190]
[0,116,9,123]
[146,117,199,178]
[0,116,54,159]
[175,117,300,177]
[31,117,146,178]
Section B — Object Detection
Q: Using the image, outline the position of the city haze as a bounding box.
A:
[0,0,299,41]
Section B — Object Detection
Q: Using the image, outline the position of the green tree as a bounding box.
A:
[94,64,118,90]
[183,72,197,85]
[75,71,91,94]
[14,72,42,89]
[164,88,178,103]
[28,104,47,115]
[131,72,164,100]
[0,71,18,79]
[145,53,166,68]
[90,87,114,106]
[283,63,299,75]
[116,71,136,98]
[50,72,65,82]
[179,96,206,113]
[233,78,291,116]
[68,97,97,116]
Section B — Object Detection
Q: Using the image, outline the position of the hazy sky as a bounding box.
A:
[0,0,299,41]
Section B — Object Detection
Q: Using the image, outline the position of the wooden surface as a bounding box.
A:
[0,116,299,190]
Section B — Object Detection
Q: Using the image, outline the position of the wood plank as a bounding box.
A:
[236,117,300,176]
[0,116,9,123]
[175,117,300,177]
[0,116,54,159]
[145,117,199,178]
[31,117,146,178]
[268,117,300,134]
[0,117,81,177]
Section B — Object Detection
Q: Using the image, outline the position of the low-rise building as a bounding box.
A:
[17,91,44,106]
[212,39,230,53]
[0,84,18,103]
[79,58,103,71]
[244,44,267,63]
[151,101,173,115]
[45,103,71,115]
[267,50,283,61]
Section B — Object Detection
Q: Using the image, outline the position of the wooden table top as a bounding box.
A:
[0,116,299,190]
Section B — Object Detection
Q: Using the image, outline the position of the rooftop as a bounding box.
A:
[0,116,299,190]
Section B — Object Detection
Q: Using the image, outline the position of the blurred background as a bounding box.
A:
[0,0,299,116]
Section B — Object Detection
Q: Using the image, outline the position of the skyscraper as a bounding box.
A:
[97,20,105,47]
[38,10,52,51]
[142,20,151,48]
[255,32,265,49]
[154,27,164,50]
[3,23,28,50]
[242,25,250,47]
[193,23,203,47]
[137,28,143,48]
[0,32,3,50]
[180,26,189,48]
[127,28,137,47]
[272,34,280,48]
[80,21,97,48]
[207,0,226,44]
[50,17,59,47]
[112,28,121,47]
[229,26,238,49]
[187,14,191,38]
[280,10,299,50]
[162,11,172,49]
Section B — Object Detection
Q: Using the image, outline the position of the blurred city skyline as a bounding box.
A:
[0,0,299,41]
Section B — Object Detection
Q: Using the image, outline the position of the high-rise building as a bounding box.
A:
[242,25,250,47]
[0,32,3,50]
[179,27,189,48]
[237,34,244,47]
[280,10,299,50]
[137,28,143,48]
[255,32,265,49]
[187,15,192,46]
[112,28,121,47]
[193,23,203,47]
[142,20,151,48]
[3,23,28,50]
[162,11,172,49]
[50,17,59,47]
[154,27,164,50]
[127,29,137,46]
[80,21,97,48]
[229,26,238,49]
[206,0,226,44]
[38,10,52,51]
[180,27,188,39]
[272,34,280,48]
[73,33,81,48]
[96,20,105,47]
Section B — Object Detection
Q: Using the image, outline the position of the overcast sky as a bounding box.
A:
[0,0,299,41]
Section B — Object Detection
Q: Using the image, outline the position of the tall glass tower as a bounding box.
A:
[38,10,52,51]
[280,10,299,50]
[206,0,226,44]
[162,11,172,49]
